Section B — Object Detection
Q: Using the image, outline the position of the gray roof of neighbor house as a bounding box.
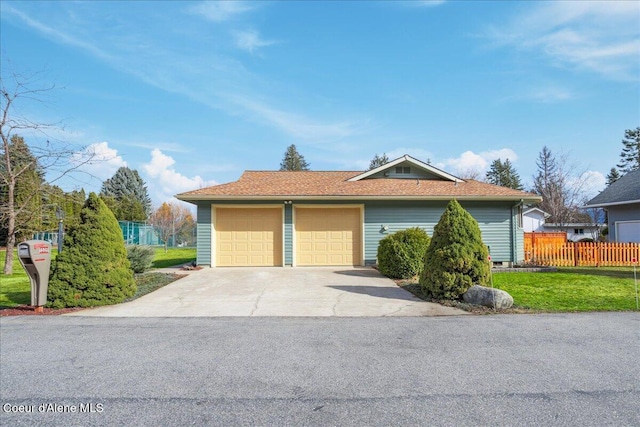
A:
[584,169,640,207]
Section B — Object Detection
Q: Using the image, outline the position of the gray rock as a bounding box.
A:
[463,285,513,309]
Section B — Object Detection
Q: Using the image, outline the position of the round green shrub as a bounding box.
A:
[126,245,156,273]
[377,227,431,279]
[47,193,136,308]
[419,199,490,299]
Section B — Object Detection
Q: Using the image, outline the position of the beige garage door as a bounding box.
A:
[295,207,361,266]
[216,208,282,266]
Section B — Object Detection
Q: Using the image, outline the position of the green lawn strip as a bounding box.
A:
[1,247,192,308]
[492,268,637,312]
[151,247,196,268]
[0,250,31,308]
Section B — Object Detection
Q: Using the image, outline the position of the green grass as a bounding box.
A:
[151,247,196,268]
[491,267,639,312]
[1,247,195,308]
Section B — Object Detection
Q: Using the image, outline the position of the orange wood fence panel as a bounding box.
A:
[524,238,640,267]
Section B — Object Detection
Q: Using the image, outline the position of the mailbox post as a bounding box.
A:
[17,240,52,312]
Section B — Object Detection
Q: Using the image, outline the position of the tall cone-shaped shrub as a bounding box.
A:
[47,192,136,308]
[420,199,490,299]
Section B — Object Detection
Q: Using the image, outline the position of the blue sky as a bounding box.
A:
[1,1,638,206]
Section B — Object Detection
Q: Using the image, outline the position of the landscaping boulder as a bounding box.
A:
[463,285,513,309]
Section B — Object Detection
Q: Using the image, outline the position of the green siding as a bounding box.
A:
[194,199,522,267]
[195,202,212,266]
[364,201,517,265]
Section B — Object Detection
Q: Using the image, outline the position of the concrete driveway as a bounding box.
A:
[68,267,467,317]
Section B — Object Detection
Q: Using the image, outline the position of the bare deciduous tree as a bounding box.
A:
[148,202,194,253]
[1,67,95,274]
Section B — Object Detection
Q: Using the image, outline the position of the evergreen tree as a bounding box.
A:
[617,127,640,174]
[368,153,389,170]
[485,158,523,190]
[605,167,621,186]
[419,200,490,299]
[100,167,152,219]
[47,193,136,308]
[0,135,45,245]
[279,144,310,171]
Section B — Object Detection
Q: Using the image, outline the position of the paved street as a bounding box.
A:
[1,313,638,426]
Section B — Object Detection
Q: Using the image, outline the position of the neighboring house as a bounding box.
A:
[176,155,541,267]
[539,223,605,242]
[523,207,605,241]
[584,169,640,243]
[522,207,549,232]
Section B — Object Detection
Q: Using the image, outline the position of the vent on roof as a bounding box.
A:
[395,166,410,174]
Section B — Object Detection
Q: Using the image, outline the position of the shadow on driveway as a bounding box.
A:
[327,285,419,301]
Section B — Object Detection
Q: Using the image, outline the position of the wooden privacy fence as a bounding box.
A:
[525,241,640,267]
[524,232,567,256]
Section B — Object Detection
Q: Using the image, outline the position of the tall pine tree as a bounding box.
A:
[100,167,152,219]
[617,127,640,174]
[485,158,523,190]
[279,144,310,171]
[605,167,621,186]
[368,153,389,170]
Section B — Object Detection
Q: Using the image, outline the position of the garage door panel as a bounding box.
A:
[216,208,282,266]
[296,207,361,266]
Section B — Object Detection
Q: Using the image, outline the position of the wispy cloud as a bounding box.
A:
[233,29,278,54]
[485,1,640,81]
[3,3,365,147]
[187,1,255,23]
[503,84,574,104]
[228,95,363,141]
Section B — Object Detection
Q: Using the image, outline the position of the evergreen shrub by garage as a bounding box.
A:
[126,245,156,273]
[47,193,136,308]
[377,227,431,279]
[419,199,490,299]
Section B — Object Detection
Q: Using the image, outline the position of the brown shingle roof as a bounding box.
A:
[177,171,541,201]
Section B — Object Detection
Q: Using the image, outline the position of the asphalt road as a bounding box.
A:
[1,314,638,426]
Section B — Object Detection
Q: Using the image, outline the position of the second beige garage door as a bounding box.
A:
[216,207,282,266]
[295,207,361,266]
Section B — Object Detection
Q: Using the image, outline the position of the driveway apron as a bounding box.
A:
[67,267,467,317]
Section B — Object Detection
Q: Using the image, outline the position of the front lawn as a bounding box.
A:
[0,247,194,309]
[400,266,638,312]
[151,247,196,268]
[491,267,638,312]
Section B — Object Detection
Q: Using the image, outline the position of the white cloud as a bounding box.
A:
[486,1,640,81]
[233,29,277,54]
[70,142,127,181]
[442,148,518,176]
[142,149,217,204]
[188,1,255,22]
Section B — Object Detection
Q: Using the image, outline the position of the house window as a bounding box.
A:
[574,229,584,235]
[395,166,411,174]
